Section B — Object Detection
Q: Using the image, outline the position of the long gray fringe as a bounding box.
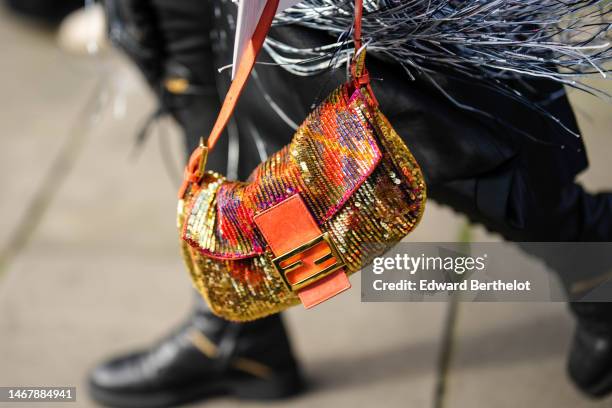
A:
[269,0,611,100]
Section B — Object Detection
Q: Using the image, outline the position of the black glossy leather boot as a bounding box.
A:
[568,302,612,398]
[88,298,304,408]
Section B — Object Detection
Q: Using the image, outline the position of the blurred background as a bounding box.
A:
[0,2,611,408]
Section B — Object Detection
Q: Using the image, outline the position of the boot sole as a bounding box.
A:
[583,369,612,398]
[88,371,304,408]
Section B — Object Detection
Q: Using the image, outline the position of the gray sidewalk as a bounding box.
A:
[0,8,611,408]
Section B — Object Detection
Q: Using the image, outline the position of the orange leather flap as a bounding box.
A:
[254,194,351,308]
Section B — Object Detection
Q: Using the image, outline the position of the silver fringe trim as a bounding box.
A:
[270,0,611,99]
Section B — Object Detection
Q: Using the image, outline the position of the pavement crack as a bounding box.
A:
[433,294,461,408]
[432,223,472,408]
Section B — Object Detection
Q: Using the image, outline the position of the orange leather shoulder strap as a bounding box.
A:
[353,0,363,51]
[205,0,280,151]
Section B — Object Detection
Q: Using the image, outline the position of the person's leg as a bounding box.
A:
[89,2,302,407]
[430,169,612,398]
[568,302,612,397]
[376,63,612,397]
[89,88,304,404]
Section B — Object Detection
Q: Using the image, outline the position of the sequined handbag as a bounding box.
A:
[177,0,426,321]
